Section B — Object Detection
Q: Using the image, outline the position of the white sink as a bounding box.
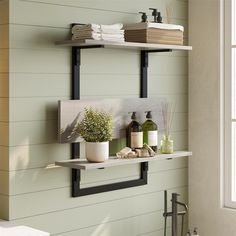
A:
[0,220,50,236]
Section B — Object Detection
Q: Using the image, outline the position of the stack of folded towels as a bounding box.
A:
[72,23,124,42]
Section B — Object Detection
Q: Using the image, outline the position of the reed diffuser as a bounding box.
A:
[166,2,174,24]
[160,102,176,154]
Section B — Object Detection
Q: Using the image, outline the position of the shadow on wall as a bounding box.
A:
[10,100,63,171]
[91,215,111,236]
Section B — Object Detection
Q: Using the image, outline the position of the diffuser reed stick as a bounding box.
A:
[161,101,176,136]
[166,2,174,24]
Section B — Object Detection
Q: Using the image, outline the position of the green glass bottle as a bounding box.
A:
[126,112,143,149]
[142,111,158,152]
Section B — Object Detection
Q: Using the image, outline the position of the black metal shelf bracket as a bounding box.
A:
[140,49,172,98]
[71,46,171,197]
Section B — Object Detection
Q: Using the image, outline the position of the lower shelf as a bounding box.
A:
[55,151,192,170]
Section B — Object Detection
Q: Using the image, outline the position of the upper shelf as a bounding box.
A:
[55,151,192,170]
[55,39,192,51]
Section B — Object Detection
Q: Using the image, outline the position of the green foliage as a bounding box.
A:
[76,108,113,142]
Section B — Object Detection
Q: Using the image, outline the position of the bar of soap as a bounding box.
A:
[140,148,149,157]
[135,148,149,157]
[135,149,142,157]
[143,143,155,157]
[127,151,137,158]
[116,147,132,158]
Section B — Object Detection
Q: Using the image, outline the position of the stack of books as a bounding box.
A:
[124,22,184,45]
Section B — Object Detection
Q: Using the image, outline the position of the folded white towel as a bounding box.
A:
[72,24,100,34]
[72,34,101,41]
[73,31,101,37]
[101,29,124,34]
[100,23,123,31]
[71,23,124,42]
[72,28,101,34]
[124,22,184,32]
[101,33,124,39]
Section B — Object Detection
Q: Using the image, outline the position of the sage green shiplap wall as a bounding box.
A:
[3,0,188,235]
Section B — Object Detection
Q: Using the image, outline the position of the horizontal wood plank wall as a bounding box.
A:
[8,0,189,235]
[0,0,9,220]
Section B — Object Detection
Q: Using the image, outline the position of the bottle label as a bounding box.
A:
[148,130,158,146]
[131,132,143,148]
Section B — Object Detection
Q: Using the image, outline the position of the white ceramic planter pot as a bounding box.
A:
[85,141,109,163]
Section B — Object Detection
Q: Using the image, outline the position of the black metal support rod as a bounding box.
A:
[70,44,173,197]
[140,51,149,182]
[77,178,147,197]
[143,49,172,53]
[76,45,104,49]
[72,47,80,99]
[71,46,149,197]
[140,51,148,98]
[172,193,178,236]
[71,47,81,197]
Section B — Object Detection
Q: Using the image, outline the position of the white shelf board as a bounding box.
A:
[55,39,192,51]
[55,151,192,170]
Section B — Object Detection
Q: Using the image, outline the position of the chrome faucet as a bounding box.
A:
[163,190,188,236]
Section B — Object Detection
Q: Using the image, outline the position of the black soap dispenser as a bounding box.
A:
[149,8,158,22]
[193,227,199,236]
[139,12,147,22]
[157,11,163,23]
[126,112,143,149]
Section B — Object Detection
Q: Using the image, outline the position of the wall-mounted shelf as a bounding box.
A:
[55,151,192,170]
[55,39,192,51]
[55,34,192,197]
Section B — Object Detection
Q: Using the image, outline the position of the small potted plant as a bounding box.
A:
[76,107,113,162]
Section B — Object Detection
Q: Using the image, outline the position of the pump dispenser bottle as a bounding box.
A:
[126,112,143,149]
[139,12,148,22]
[186,230,191,236]
[142,111,158,152]
[193,228,199,236]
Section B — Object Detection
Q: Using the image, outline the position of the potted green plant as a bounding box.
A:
[76,107,113,162]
